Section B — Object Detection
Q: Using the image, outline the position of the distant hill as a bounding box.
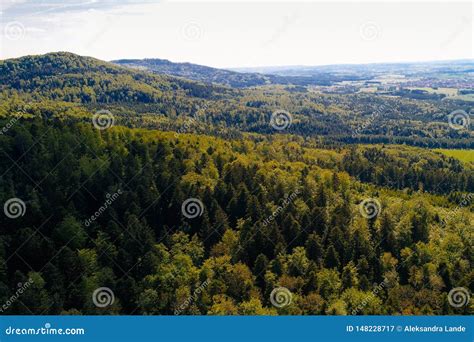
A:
[0,52,232,103]
[1,52,472,149]
[113,58,271,87]
[233,60,474,87]
[0,53,472,318]
[113,58,370,87]
[233,59,474,76]
[119,58,472,87]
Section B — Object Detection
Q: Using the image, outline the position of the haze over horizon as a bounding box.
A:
[113,54,474,70]
[1,0,472,68]
[2,50,474,71]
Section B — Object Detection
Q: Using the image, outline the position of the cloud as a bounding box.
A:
[1,0,158,20]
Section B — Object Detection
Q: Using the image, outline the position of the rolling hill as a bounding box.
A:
[1,52,472,149]
[113,58,370,87]
[113,58,271,87]
[0,51,472,316]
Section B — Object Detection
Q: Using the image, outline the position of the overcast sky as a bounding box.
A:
[0,0,472,68]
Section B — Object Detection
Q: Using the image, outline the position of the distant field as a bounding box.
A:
[406,87,458,96]
[358,87,378,93]
[434,149,474,163]
[450,94,474,102]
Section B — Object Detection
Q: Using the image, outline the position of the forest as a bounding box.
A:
[0,52,472,315]
[1,52,472,148]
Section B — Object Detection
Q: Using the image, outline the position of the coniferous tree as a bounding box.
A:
[324,245,340,270]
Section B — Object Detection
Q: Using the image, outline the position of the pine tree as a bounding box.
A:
[305,233,323,263]
[411,204,429,243]
[379,211,397,254]
[341,261,359,289]
[324,245,340,269]
[253,254,269,288]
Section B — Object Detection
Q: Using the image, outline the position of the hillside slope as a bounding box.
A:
[0,120,472,315]
[1,52,472,148]
[113,58,369,87]
[0,52,233,103]
[113,58,271,87]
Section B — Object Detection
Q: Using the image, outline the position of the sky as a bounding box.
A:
[0,0,472,68]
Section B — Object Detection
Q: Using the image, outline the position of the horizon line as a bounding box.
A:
[2,51,473,71]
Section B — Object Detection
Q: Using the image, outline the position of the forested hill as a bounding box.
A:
[113,58,271,88]
[0,52,472,316]
[0,120,472,315]
[0,52,232,102]
[113,58,368,87]
[0,52,472,148]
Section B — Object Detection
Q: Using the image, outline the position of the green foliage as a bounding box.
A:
[1,53,472,149]
[0,119,471,315]
[0,52,472,316]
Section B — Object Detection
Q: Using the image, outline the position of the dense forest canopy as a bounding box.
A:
[1,52,472,148]
[0,52,472,315]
